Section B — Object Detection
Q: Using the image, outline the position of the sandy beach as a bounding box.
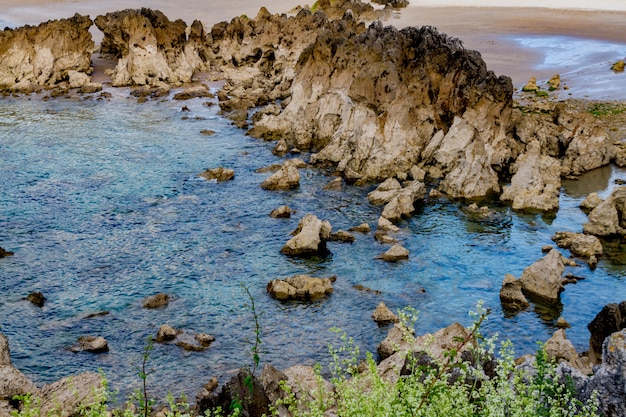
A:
[2,0,626,98]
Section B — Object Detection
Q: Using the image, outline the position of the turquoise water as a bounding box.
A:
[1,90,625,399]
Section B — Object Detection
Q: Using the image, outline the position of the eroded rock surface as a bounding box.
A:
[551,231,603,258]
[583,186,626,237]
[0,14,94,92]
[519,249,565,303]
[95,8,208,86]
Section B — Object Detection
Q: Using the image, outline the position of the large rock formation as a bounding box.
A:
[0,14,94,91]
[94,8,208,86]
[250,19,513,193]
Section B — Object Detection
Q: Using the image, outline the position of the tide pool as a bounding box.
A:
[0,90,625,400]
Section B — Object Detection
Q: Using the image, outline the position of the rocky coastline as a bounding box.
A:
[2,0,626,415]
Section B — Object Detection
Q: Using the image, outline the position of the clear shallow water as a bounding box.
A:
[1,91,625,401]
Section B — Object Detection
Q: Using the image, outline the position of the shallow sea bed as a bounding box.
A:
[0,90,625,399]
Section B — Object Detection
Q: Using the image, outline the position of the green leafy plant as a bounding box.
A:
[129,335,156,417]
[275,302,600,417]
[10,394,41,417]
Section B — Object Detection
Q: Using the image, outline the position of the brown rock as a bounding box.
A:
[551,231,603,258]
[270,205,292,218]
[329,230,355,243]
[143,293,170,308]
[349,223,371,233]
[500,274,529,311]
[280,214,331,256]
[261,159,300,191]
[26,292,46,307]
[587,301,626,364]
[69,336,109,353]
[372,302,399,325]
[155,325,180,343]
[379,244,409,262]
[583,186,626,237]
[267,274,334,301]
[0,247,14,258]
[199,167,235,182]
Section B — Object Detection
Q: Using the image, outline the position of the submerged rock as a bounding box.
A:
[0,247,13,258]
[270,205,292,218]
[580,192,603,213]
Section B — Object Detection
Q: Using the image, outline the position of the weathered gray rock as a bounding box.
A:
[69,336,109,353]
[261,159,301,191]
[0,14,94,92]
[252,22,512,191]
[551,231,603,258]
[519,249,565,303]
[143,293,170,308]
[379,244,409,262]
[199,167,235,182]
[372,302,399,325]
[583,186,626,237]
[587,301,626,365]
[281,365,334,413]
[499,274,529,311]
[267,274,334,301]
[280,214,331,256]
[581,329,626,417]
[95,9,208,87]
[500,140,561,211]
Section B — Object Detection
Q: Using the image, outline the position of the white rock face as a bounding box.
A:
[500,140,561,211]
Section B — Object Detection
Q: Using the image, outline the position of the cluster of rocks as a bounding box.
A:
[155,325,216,352]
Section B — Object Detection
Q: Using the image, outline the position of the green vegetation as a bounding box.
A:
[588,101,626,117]
[10,303,600,417]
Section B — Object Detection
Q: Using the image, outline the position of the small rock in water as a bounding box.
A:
[156,325,180,343]
[353,284,381,295]
[349,223,371,233]
[195,333,216,347]
[379,244,409,262]
[611,60,625,72]
[69,336,109,353]
[26,292,46,307]
[270,205,291,218]
[372,302,399,325]
[541,245,554,253]
[143,293,170,309]
[556,317,571,329]
[0,247,14,258]
[199,167,235,182]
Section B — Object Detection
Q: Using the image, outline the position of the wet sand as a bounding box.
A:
[3,0,626,99]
